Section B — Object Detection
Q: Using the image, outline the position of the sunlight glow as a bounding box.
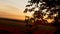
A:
[46,19,54,23]
[42,9,47,13]
[38,2,42,7]
[26,6,32,9]
[43,15,48,19]
[53,12,58,17]
[46,11,51,14]
[32,4,36,8]
[53,14,58,17]
[24,11,34,18]
[34,7,39,11]
[0,0,58,23]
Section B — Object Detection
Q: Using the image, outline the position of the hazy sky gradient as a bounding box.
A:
[0,0,28,20]
[0,0,54,23]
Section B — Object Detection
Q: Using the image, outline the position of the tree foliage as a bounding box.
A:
[24,0,60,23]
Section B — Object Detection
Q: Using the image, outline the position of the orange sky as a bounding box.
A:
[0,2,34,20]
[0,0,54,23]
[0,3,26,20]
[0,12,25,20]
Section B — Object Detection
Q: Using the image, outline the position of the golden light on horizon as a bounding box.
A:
[24,11,34,18]
[0,0,28,20]
[0,0,58,24]
[0,3,26,20]
[0,11,25,20]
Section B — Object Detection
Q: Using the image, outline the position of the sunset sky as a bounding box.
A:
[0,0,55,23]
[0,0,29,20]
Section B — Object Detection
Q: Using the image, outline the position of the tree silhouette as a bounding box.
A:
[24,0,60,25]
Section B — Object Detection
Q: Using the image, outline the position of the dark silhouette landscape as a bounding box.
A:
[0,18,59,34]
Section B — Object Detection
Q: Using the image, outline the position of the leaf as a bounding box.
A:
[24,8,28,13]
